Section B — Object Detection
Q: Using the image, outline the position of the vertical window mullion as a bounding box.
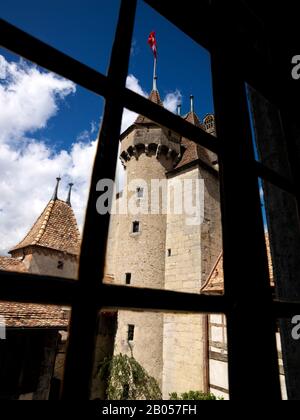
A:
[211,49,281,400]
[61,0,138,400]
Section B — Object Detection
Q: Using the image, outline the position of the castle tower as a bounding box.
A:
[105,74,182,386]
[9,179,80,279]
[162,96,221,398]
[105,81,222,395]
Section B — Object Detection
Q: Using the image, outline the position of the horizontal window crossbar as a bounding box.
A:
[0,271,299,318]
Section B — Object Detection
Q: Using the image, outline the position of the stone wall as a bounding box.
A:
[199,166,222,284]
[106,128,176,388]
[162,164,221,399]
[24,248,78,279]
[163,167,203,398]
[162,313,205,399]
[114,311,164,388]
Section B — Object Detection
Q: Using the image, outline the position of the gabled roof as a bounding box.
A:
[0,256,27,273]
[0,302,69,329]
[10,199,81,256]
[201,235,275,294]
[200,254,224,294]
[135,89,163,125]
[175,111,212,169]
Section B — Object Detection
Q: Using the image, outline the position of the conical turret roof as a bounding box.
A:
[10,198,81,256]
[135,89,163,125]
[175,109,212,169]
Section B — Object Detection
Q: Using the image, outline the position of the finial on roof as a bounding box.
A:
[177,103,182,116]
[190,95,194,113]
[52,177,61,201]
[66,183,74,207]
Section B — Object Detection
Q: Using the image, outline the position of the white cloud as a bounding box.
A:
[0,55,75,144]
[121,75,148,134]
[163,90,182,113]
[0,54,181,255]
[0,137,97,255]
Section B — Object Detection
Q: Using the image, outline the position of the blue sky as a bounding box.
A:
[0,1,269,257]
[0,1,216,254]
[1,0,214,150]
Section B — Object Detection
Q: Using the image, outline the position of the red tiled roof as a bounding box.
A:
[10,199,81,256]
[175,112,212,169]
[201,235,275,294]
[0,301,69,328]
[200,254,224,294]
[135,89,163,125]
[0,256,27,273]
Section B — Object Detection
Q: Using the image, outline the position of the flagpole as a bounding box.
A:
[153,56,157,91]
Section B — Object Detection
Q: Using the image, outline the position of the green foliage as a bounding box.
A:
[169,390,223,400]
[99,354,162,400]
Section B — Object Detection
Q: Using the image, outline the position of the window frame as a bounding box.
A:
[0,0,299,401]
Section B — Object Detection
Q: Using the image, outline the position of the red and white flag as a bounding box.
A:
[148,31,157,58]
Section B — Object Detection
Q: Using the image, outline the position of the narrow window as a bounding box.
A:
[57,261,64,270]
[168,249,172,257]
[128,325,135,341]
[132,221,140,233]
[137,187,144,198]
[125,273,132,285]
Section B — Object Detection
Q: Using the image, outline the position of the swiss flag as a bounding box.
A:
[148,31,157,58]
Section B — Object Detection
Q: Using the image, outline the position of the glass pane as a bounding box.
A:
[90,310,226,400]
[127,1,214,123]
[1,0,121,74]
[259,180,300,298]
[0,50,104,279]
[103,107,223,296]
[260,180,300,400]
[247,84,293,182]
[276,321,288,400]
[0,302,70,400]
[208,314,229,400]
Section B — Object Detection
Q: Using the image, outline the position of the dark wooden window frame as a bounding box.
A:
[1,0,300,400]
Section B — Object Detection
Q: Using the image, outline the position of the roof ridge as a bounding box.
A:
[32,199,56,246]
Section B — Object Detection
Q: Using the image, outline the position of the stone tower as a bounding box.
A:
[105,82,221,396]
[105,80,182,386]
[162,98,221,398]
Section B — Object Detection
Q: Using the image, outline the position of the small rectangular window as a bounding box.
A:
[125,273,131,285]
[57,261,64,270]
[128,325,135,341]
[132,221,140,233]
[137,187,144,198]
[167,249,172,257]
